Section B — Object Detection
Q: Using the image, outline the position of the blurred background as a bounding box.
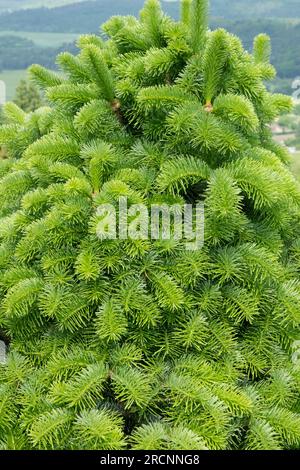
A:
[0,0,299,171]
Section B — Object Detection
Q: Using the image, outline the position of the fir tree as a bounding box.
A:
[14,79,43,113]
[0,0,300,450]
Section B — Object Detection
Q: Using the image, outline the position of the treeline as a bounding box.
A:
[213,0,300,19]
[0,1,82,14]
[0,35,76,71]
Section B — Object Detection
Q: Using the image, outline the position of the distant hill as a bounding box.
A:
[0,34,76,70]
[0,1,84,13]
[0,1,300,34]
[1,1,300,19]
[0,1,299,81]
[213,0,300,19]
[0,0,164,33]
[0,1,145,32]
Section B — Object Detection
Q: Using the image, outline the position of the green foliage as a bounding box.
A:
[181,0,192,26]
[189,0,209,54]
[0,0,299,451]
[253,33,271,65]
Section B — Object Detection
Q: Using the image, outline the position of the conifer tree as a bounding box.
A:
[0,0,300,450]
[14,79,43,113]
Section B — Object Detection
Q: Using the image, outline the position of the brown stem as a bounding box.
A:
[111,98,124,124]
[204,100,213,112]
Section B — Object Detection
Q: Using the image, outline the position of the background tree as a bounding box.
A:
[13,79,43,112]
[0,0,300,450]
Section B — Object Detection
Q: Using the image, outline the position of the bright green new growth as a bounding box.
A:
[181,0,192,26]
[253,33,271,64]
[190,0,209,54]
[0,0,300,450]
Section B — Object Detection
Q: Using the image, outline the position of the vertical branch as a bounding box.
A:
[190,0,209,54]
[181,0,192,26]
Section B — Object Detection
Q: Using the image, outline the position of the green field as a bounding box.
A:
[0,31,77,47]
[0,69,27,101]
